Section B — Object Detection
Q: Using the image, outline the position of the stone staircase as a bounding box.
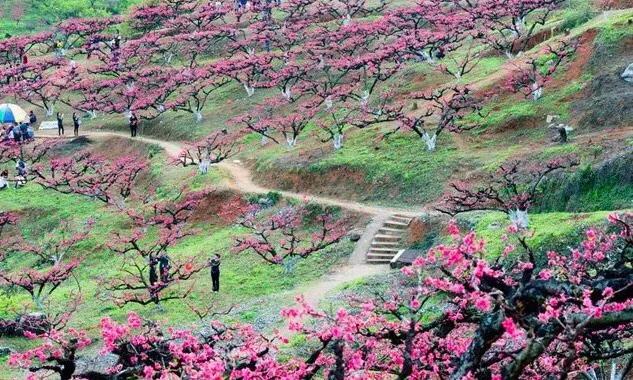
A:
[366,214,412,264]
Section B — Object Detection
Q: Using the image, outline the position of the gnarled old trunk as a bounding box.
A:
[244,83,255,97]
[450,310,504,380]
[199,158,211,174]
[620,63,633,83]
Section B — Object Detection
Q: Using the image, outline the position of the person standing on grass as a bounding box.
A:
[129,112,138,137]
[72,112,80,137]
[209,254,221,292]
[56,112,64,136]
[15,160,27,187]
[149,256,159,286]
[158,254,171,283]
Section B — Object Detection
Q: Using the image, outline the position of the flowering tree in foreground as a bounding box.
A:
[8,326,92,380]
[281,213,633,379]
[230,200,348,264]
[9,213,633,379]
[438,155,579,228]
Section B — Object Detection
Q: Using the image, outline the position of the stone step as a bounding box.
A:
[368,247,400,253]
[373,234,401,241]
[383,220,409,228]
[377,227,407,235]
[367,251,398,256]
[364,214,413,264]
[366,258,394,264]
[371,241,400,248]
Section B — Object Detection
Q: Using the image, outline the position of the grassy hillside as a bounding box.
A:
[0,138,362,367]
[0,0,632,377]
[1,0,141,36]
[45,5,627,209]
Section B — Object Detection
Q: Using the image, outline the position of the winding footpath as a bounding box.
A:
[42,130,425,217]
[39,129,405,309]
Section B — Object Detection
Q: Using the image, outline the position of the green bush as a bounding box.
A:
[303,202,341,222]
[535,152,633,212]
[247,191,281,208]
[559,0,597,31]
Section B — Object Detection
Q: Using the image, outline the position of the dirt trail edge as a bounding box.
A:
[42,130,430,217]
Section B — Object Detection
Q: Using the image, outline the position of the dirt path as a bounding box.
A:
[39,129,402,312]
[40,129,428,217]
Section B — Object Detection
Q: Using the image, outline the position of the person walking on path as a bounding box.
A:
[56,112,64,136]
[210,254,221,292]
[72,112,80,137]
[129,112,138,137]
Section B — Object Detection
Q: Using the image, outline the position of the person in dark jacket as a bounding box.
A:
[209,254,221,292]
[129,112,138,137]
[19,122,29,139]
[28,110,37,125]
[56,112,64,136]
[158,254,171,283]
[12,123,21,142]
[149,257,159,286]
[72,112,80,137]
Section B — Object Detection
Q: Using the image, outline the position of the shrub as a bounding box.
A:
[559,0,597,31]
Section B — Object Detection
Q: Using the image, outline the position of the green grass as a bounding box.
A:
[556,0,597,31]
[537,157,633,213]
[0,0,141,36]
[467,210,614,260]
[471,75,588,133]
[0,138,357,375]
[252,128,467,205]
[594,17,633,47]
[0,182,354,332]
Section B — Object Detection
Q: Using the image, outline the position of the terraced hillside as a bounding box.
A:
[0,0,632,378]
